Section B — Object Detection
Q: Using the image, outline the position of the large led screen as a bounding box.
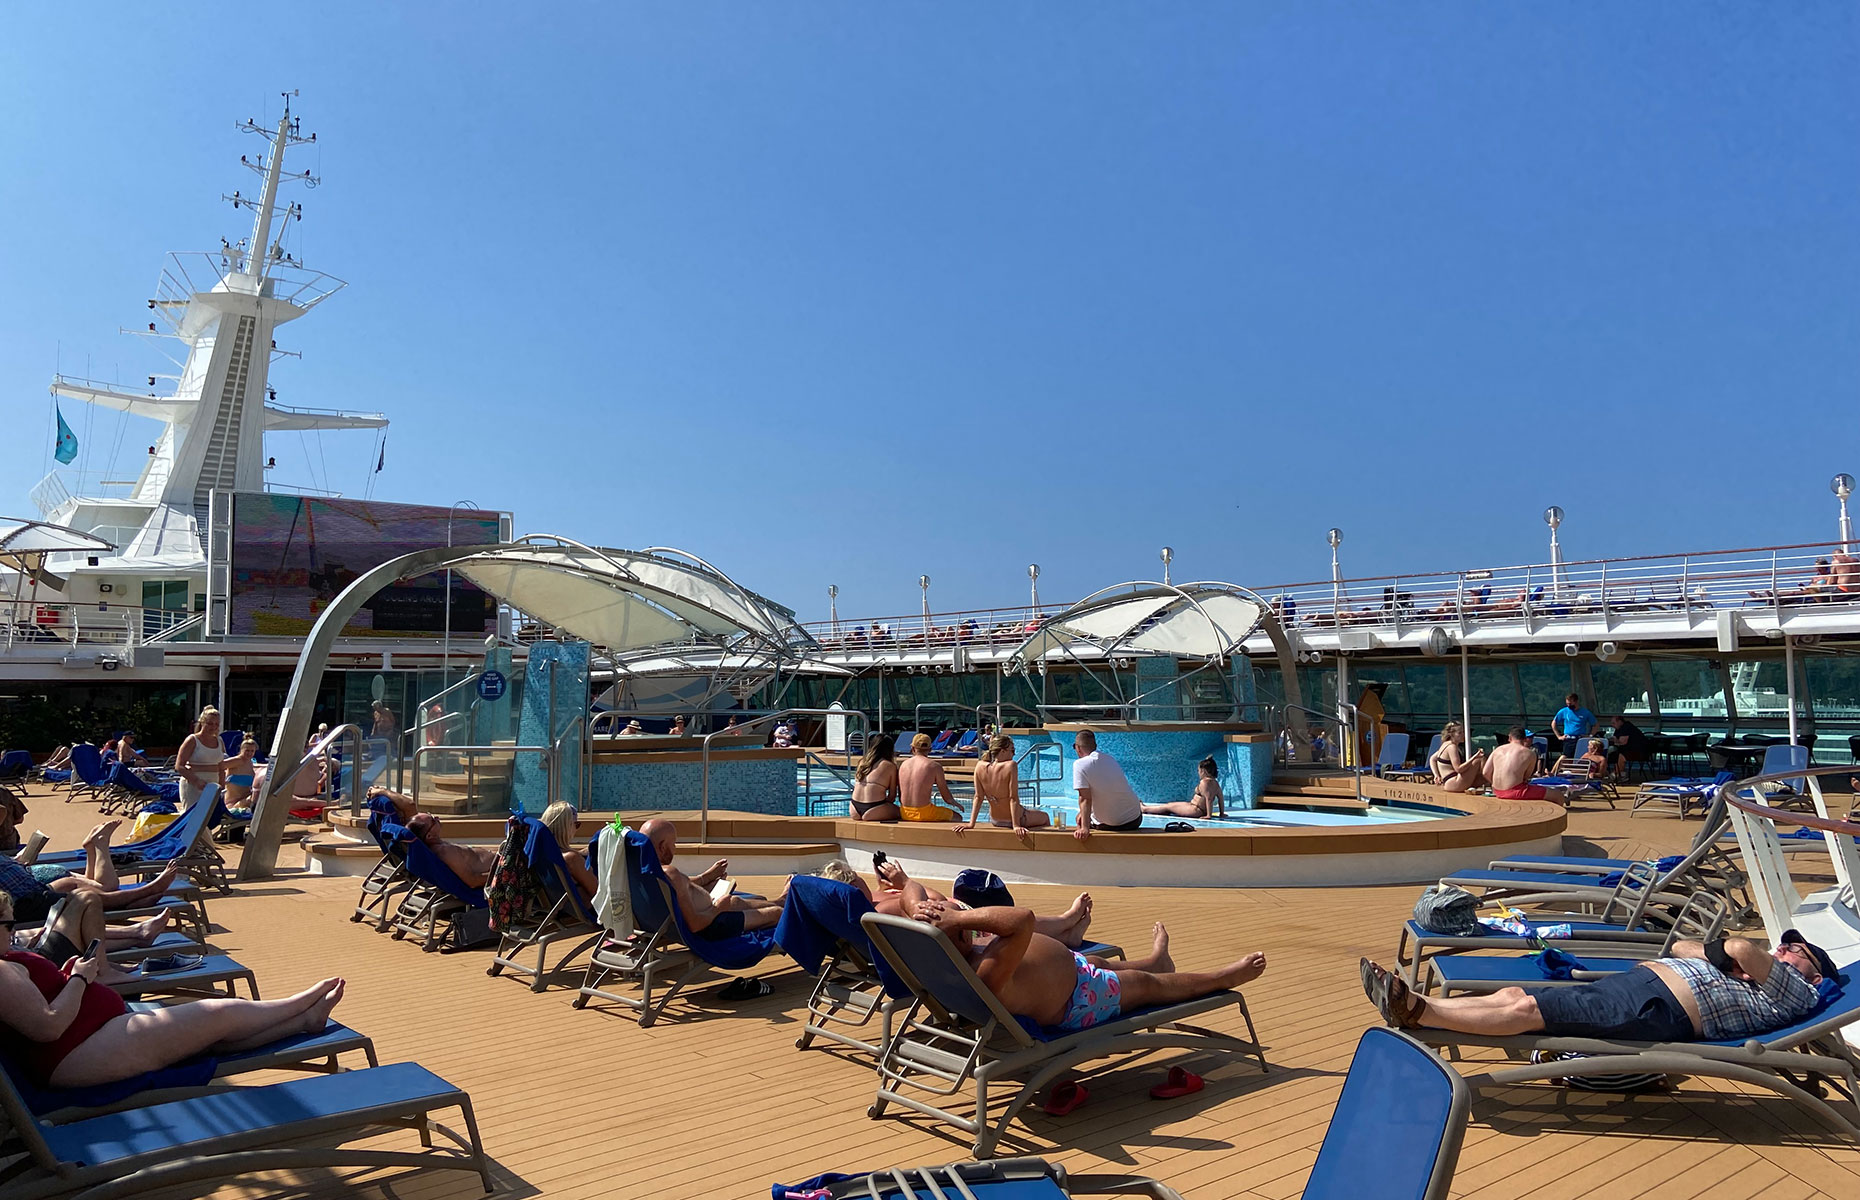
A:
[226,494,506,637]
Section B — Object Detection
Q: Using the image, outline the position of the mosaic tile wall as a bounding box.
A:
[1008,727,1270,811]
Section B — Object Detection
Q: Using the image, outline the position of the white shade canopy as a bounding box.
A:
[1007,581,1266,671]
[449,541,815,664]
[0,517,117,591]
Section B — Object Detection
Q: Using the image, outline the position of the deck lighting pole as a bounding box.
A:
[920,575,931,636]
[827,584,839,634]
[1784,634,1800,747]
[1327,529,1343,618]
[1160,546,1174,586]
[1833,475,1854,553]
[1028,564,1041,616]
[1545,506,1565,597]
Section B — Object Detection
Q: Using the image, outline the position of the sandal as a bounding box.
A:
[1360,958,1423,1029]
[1042,1080,1089,1116]
[1149,1066,1204,1100]
[717,977,773,1001]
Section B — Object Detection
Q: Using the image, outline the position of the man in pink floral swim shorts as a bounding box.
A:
[911,900,1268,1033]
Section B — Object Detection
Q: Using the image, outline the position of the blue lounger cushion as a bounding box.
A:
[1403,918,1631,942]
[774,875,909,997]
[35,1062,457,1167]
[626,828,775,971]
[398,831,488,908]
[1429,954,1648,986]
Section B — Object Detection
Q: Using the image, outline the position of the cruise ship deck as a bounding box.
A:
[12,786,1860,1200]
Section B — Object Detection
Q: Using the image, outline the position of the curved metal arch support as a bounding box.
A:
[239,541,501,880]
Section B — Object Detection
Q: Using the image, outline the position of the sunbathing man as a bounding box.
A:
[814,858,1095,948]
[914,899,1266,1032]
[638,817,784,938]
[405,813,500,889]
[1360,930,1833,1041]
[368,785,419,825]
[1485,727,1570,806]
[0,822,184,926]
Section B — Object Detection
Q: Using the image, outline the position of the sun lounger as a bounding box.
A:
[771,1156,1187,1200]
[6,1014,375,1124]
[1347,732,1409,777]
[1423,949,1651,995]
[1393,888,1727,989]
[892,731,915,756]
[106,952,259,1002]
[28,786,219,872]
[486,816,602,991]
[0,1058,491,1200]
[387,828,491,953]
[1407,954,1860,1138]
[860,912,1266,1158]
[351,794,414,931]
[574,826,780,1022]
[63,744,110,806]
[944,730,982,757]
[774,874,912,1056]
[1383,734,1441,784]
[1299,1028,1469,1200]
[929,730,957,755]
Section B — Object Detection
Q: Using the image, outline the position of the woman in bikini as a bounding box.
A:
[1429,722,1487,793]
[961,734,1051,836]
[849,738,900,822]
[222,736,259,810]
[1143,755,1222,819]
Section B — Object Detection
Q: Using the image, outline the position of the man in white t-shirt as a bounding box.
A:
[1070,730,1144,841]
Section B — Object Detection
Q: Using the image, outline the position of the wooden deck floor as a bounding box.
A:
[11,789,1860,1200]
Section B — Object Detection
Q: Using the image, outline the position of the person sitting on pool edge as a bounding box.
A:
[1071,730,1144,839]
[849,737,901,822]
[898,733,961,821]
[1428,722,1486,794]
[912,898,1267,1033]
[961,734,1051,835]
[1360,930,1834,1042]
[1142,756,1222,820]
[1485,726,1571,807]
[637,817,784,938]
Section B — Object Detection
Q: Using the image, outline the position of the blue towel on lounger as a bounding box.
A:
[627,829,775,971]
[1598,855,1685,888]
[1535,947,1590,980]
[397,828,487,907]
[774,875,909,998]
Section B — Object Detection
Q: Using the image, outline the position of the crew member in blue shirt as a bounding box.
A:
[1552,692,1596,761]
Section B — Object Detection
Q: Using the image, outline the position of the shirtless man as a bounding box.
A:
[913,900,1266,1033]
[405,813,500,889]
[898,734,957,816]
[961,734,1050,836]
[816,858,1094,947]
[638,817,784,938]
[1484,727,1569,806]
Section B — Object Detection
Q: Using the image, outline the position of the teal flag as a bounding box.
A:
[53,407,78,465]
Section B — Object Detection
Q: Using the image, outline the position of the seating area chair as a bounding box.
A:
[1383,734,1440,784]
[1347,732,1410,778]
[859,912,1266,1158]
[574,826,780,1023]
[773,874,909,1056]
[1298,1028,1469,1200]
[1631,768,1736,819]
[388,831,492,953]
[1405,953,1860,1138]
[485,816,602,990]
[351,793,414,931]
[63,744,111,805]
[769,1157,1187,1200]
[0,1057,492,1199]
[929,730,957,755]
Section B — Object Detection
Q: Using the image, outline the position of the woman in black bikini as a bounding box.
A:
[849,738,900,822]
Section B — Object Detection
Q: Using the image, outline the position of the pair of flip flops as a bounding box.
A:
[1149,1066,1204,1099]
[1042,1080,1089,1116]
[717,976,773,1001]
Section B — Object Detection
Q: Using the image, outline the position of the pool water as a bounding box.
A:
[793,775,1452,827]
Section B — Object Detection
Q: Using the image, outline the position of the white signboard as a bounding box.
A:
[825,702,848,752]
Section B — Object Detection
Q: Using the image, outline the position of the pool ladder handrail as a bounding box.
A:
[1271,702,1363,807]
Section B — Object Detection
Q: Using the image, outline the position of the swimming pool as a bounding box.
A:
[793,774,1455,827]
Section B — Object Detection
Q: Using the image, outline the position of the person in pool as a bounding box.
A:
[911,899,1267,1033]
[1143,756,1222,819]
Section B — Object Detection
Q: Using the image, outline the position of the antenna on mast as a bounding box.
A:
[221,91,320,282]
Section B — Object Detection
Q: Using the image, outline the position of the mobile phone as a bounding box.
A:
[83,938,101,959]
[871,851,888,868]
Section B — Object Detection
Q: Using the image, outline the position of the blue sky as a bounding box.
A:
[2,4,1856,622]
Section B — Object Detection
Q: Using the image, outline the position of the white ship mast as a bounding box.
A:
[39,93,385,562]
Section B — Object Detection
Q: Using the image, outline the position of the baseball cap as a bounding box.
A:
[1779,929,1840,982]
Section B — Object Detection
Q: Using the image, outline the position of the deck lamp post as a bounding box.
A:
[1160,546,1174,586]
[1327,528,1343,617]
[1028,564,1041,616]
[1833,475,1854,553]
[828,584,839,634]
[920,575,932,636]
[1545,506,1565,597]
